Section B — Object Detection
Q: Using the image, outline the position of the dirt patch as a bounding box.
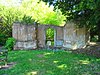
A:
[37,54,44,58]
[72,42,100,58]
[0,62,16,70]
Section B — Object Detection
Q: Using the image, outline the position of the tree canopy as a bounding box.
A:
[42,0,100,41]
[21,0,65,25]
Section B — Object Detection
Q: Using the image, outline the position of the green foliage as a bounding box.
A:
[46,28,54,40]
[42,0,100,41]
[91,35,98,42]
[4,37,16,51]
[46,28,55,46]
[0,5,23,43]
[21,0,65,26]
[21,15,35,25]
[0,34,8,45]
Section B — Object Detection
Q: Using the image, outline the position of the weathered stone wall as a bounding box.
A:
[13,21,89,50]
[13,23,37,50]
[75,27,86,48]
[63,21,88,49]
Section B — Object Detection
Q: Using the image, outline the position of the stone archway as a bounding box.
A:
[37,25,57,48]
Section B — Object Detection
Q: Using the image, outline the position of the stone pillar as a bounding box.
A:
[37,25,45,48]
[56,27,63,47]
[12,22,19,49]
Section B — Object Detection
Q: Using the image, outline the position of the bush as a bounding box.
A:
[91,35,98,42]
[4,37,16,51]
[21,15,35,24]
[0,34,8,45]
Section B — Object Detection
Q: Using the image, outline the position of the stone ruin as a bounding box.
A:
[12,21,90,50]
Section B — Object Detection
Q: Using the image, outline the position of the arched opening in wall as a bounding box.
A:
[46,28,55,48]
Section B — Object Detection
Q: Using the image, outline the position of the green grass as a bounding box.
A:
[0,50,100,75]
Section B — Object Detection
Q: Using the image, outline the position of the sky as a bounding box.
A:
[0,0,22,6]
[0,0,55,9]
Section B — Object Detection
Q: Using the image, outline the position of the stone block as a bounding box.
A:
[23,41,37,49]
[14,41,37,50]
[12,25,18,39]
[56,40,63,46]
[17,25,27,41]
[27,25,36,41]
[56,27,63,40]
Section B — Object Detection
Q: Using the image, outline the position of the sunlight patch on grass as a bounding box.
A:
[44,52,53,56]
[79,60,90,64]
[53,60,59,64]
[46,70,54,74]
[27,71,37,75]
[29,59,32,61]
[96,59,100,62]
[57,64,67,69]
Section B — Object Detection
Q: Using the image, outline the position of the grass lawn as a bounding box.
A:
[0,50,100,75]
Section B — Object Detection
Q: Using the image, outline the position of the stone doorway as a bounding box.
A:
[45,28,56,48]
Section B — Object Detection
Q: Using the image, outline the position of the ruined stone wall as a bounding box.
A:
[13,23,37,50]
[13,21,89,50]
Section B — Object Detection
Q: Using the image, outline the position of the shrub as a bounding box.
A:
[4,37,16,51]
[0,34,8,45]
[21,15,35,24]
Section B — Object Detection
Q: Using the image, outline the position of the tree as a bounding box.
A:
[0,5,22,45]
[21,0,65,26]
[42,0,100,41]
[0,0,66,45]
